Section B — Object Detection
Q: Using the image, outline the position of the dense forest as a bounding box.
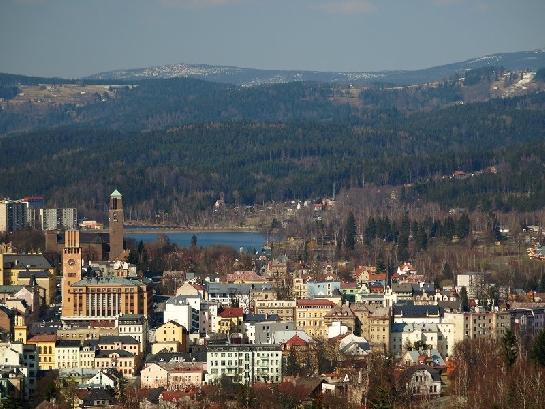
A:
[1,68,545,220]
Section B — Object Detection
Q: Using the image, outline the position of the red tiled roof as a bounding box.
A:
[218,307,244,318]
[296,299,335,307]
[27,334,57,343]
[341,282,357,289]
[284,335,309,347]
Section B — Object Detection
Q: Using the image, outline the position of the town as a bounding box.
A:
[0,189,543,409]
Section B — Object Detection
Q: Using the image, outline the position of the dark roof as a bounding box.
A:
[402,365,442,382]
[98,335,139,345]
[2,255,51,269]
[243,314,280,323]
[393,303,442,318]
[78,388,115,405]
[18,270,50,279]
[56,340,81,348]
[95,349,133,358]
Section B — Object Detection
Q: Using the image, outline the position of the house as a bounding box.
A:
[94,349,136,378]
[75,388,115,408]
[226,271,268,284]
[323,303,357,334]
[338,333,370,357]
[401,365,442,397]
[83,369,121,389]
[351,303,391,352]
[217,307,244,335]
[27,333,57,370]
[152,321,188,354]
[254,300,296,322]
[402,349,446,368]
[295,299,336,338]
[140,362,204,390]
[97,335,141,356]
[55,340,81,369]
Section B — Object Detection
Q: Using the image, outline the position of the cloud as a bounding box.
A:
[314,0,376,15]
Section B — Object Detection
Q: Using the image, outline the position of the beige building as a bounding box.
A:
[254,300,296,322]
[94,349,136,378]
[352,304,391,352]
[295,299,335,338]
[323,303,357,334]
[140,362,204,389]
[443,310,511,343]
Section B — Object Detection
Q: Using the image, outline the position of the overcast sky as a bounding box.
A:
[1,0,545,78]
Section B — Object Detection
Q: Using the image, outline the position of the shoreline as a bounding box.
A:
[124,226,263,234]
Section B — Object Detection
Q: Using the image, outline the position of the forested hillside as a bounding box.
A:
[1,88,545,221]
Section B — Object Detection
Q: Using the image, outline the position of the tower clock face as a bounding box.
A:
[68,259,76,266]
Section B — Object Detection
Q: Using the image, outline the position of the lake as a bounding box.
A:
[125,231,268,250]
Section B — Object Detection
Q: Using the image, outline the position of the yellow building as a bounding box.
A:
[13,313,28,344]
[295,299,335,338]
[153,321,188,353]
[0,253,55,305]
[27,333,57,370]
[217,307,243,335]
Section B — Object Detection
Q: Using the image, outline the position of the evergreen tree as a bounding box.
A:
[460,286,470,312]
[344,212,357,251]
[364,216,377,244]
[501,329,518,369]
[285,348,299,376]
[456,213,471,238]
[376,251,386,273]
[415,225,428,251]
[532,329,545,366]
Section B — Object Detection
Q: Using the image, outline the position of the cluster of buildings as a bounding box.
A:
[0,197,77,232]
[2,191,545,407]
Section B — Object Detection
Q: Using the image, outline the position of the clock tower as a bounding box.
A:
[109,189,124,261]
[61,230,82,317]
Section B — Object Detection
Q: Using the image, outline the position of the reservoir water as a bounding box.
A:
[125,230,268,250]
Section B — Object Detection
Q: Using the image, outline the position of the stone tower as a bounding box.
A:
[61,230,81,318]
[109,189,124,261]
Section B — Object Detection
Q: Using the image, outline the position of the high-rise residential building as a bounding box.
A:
[39,208,77,230]
[0,200,27,233]
[108,190,124,261]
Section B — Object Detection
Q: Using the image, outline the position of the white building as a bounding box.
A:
[0,342,38,399]
[206,344,282,385]
[390,322,455,358]
[117,314,148,354]
[55,340,81,369]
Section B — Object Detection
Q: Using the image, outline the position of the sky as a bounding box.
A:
[1,0,545,78]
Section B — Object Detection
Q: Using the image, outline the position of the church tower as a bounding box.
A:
[109,189,124,261]
[61,230,82,318]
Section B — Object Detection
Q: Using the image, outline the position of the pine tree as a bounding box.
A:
[344,212,357,251]
[532,329,545,366]
[502,329,518,369]
[460,286,470,312]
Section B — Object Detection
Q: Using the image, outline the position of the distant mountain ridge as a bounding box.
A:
[87,49,545,86]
